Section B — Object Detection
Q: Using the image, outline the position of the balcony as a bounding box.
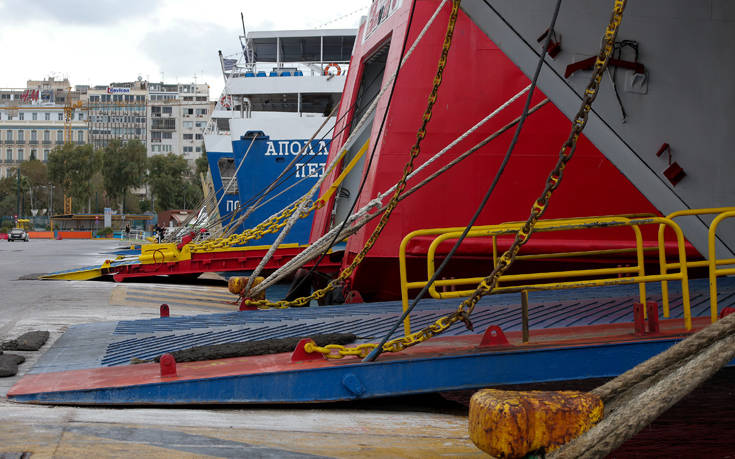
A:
[29,140,39,145]
[42,140,52,145]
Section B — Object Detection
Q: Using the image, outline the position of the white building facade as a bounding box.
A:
[147,82,212,165]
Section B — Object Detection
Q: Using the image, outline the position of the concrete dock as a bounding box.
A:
[0,239,482,457]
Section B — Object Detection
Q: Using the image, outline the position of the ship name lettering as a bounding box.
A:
[225,199,240,212]
[264,140,330,156]
[295,162,326,178]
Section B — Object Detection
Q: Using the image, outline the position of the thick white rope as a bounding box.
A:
[377,84,530,201]
[251,89,538,295]
[244,0,449,292]
[223,109,337,238]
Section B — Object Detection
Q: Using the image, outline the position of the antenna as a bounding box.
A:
[241,12,246,37]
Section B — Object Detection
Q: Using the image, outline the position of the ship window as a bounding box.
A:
[215,118,230,132]
[351,40,390,131]
[218,158,239,194]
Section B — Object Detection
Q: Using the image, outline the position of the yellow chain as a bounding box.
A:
[239,0,462,310]
[310,0,627,359]
[189,197,318,253]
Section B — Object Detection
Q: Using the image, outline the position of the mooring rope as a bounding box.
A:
[550,312,735,458]
[243,0,450,293]
[249,98,549,295]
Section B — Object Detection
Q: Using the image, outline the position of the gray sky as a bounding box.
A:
[0,0,372,98]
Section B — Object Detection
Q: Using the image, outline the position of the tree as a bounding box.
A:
[0,175,17,216]
[20,159,48,211]
[195,143,208,178]
[102,139,147,212]
[47,143,99,212]
[148,153,203,210]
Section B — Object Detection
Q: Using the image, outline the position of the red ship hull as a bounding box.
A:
[310,1,674,301]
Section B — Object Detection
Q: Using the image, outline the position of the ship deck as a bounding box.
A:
[9,276,735,405]
[2,240,734,457]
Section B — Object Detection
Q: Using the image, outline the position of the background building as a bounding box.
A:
[85,79,148,150]
[148,82,212,164]
[0,76,213,178]
[0,77,87,179]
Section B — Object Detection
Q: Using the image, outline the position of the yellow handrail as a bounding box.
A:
[425,217,647,304]
[708,210,735,322]
[658,207,735,317]
[399,214,693,336]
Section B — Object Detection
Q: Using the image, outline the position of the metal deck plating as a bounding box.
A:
[8,278,735,405]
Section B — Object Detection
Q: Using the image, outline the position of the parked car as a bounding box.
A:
[8,227,29,242]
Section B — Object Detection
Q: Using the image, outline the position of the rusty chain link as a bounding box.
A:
[309,0,628,358]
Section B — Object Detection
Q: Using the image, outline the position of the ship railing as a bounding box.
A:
[655,207,735,323]
[398,215,693,336]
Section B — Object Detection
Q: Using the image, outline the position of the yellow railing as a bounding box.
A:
[708,210,735,322]
[658,207,735,320]
[398,215,693,336]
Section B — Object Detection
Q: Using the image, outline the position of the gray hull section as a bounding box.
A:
[461,0,735,258]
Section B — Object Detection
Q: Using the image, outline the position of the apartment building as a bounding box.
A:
[86,79,148,150]
[148,82,212,164]
[0,78,87,179]
[0,77,213,178]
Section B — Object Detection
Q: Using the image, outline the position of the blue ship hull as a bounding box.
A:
[207,132,330,246]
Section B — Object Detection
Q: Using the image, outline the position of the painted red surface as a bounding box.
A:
[8,316,708,397]
[111,245,342,282]
[27,231,54,239]
[56,231,92,239]
[309,1,667,299]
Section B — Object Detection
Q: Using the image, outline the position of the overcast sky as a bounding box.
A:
[0,0,372,98]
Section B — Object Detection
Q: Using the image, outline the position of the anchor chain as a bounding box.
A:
[189,197,316,253]
[237,0,462,309]
[310,0,628,359]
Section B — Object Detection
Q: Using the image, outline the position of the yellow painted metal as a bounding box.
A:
[399,215,693,334]
[314,139,370,209]
[708,210,735,322]
[469,389,603,458]
[658,207,735,317]
[425,217,647,305]
[228,276,266,300]
[41,260,112,281]
[138,241,303,265]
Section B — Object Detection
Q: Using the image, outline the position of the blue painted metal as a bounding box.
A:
[229,131,330,244]
[206,132,331,243]
[206,150,241,229]
[25,278,735,374]
[12,338,735,405]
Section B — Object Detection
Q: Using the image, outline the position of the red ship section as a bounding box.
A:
[310,0,670,300]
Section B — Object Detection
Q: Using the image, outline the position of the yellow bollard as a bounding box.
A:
[227,276,266,300]
[469,389,603,458]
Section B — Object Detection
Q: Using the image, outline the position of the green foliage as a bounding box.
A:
[20,159,47,187]
[148,153,203,210]
[102,139,147,210]
[96,226,114,237]
[48,143,99,210]
[139,199,152,213]
[195,143,208,178]
[0,178,14,216]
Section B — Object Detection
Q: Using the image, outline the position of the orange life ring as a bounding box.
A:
[324,63,342,76]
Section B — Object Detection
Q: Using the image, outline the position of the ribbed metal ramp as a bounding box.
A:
[9,278,735,405]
